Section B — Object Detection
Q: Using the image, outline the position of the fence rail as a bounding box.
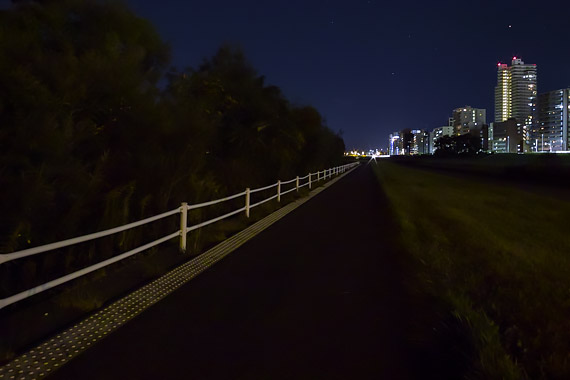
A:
[0,162,359,309]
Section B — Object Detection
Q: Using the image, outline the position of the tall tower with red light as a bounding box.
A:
[494,57,537,150]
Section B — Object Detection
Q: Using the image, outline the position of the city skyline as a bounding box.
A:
[58,0,570,150]
[1,0,568,150]
[386,51,570,155]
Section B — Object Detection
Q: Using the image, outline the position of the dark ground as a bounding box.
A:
[391,154,570,190]
[50,164,472,380]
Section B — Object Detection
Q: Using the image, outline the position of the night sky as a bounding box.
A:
[5,0,570,150]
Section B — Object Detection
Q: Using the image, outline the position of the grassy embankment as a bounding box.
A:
[390,153,570,188]
[373,159,570,379]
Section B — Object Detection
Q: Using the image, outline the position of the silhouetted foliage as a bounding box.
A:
[164,45,344,193]
[0,0,169,253]
[0,0,345,276]
[434,134,481,157]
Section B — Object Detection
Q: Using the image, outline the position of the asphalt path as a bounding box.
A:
[51,163,464,379]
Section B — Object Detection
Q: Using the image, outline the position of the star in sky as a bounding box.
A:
[123,0,570,150]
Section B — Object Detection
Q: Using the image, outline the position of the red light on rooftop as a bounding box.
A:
[497,62,502,66]
[513,56,517,59]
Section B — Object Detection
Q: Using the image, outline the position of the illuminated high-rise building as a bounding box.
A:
[389,132,401,155]
[494,57,537,150]
[452,106,486,135]
[536,89,570,152]
[410,130,429,155]
[490,119,522,153]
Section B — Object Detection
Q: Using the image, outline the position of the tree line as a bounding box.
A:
[0,0,345,259]
[434,134,482,156]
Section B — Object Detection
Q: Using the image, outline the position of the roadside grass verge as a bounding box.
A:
[372,160,570,379]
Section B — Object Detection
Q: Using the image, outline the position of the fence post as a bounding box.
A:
[245,188,250,218]
[296,176,299,192]
[317,171,320,182]
[180,202,188,253]
[308,173,312,189]
[277,180,281,202]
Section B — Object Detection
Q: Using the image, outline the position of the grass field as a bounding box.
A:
[373,159,570,379]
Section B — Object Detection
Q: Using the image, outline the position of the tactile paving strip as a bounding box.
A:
[0,168,355,380]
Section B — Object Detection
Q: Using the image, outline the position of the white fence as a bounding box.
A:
[0,162,359,310]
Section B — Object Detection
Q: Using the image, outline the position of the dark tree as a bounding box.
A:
[0,0,170,252]
[0,2,346,289]
[434,134,481,156]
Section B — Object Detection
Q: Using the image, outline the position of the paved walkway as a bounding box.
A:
[51,164,461,379]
